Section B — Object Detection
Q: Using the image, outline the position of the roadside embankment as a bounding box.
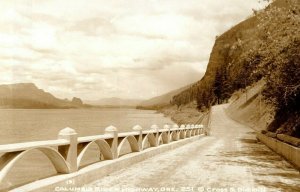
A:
[226,80,274,132]
[158,102,203,125]
[226,81,300,169]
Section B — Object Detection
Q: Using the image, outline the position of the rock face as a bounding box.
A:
[71,97,83,106]
[171,0,300,137]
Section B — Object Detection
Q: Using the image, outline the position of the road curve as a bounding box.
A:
[87,104,300,192]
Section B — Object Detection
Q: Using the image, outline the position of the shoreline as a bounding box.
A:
[157,102,203,125]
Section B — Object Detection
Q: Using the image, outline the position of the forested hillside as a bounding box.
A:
[171,0,300,137]
[138,84,192,109]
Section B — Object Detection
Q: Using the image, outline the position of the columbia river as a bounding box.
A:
[0,108,174,189]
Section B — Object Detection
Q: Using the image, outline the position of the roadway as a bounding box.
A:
[86,104,300,192]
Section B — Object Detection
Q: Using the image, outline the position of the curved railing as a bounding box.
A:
[0,123,206,189]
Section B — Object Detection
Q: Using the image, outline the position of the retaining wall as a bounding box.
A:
[256,133,300,170]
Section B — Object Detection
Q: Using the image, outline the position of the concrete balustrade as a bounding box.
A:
[0,124,205,189]
[57,127,78,172]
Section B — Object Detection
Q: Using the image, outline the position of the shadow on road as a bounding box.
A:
[216,131,299,191]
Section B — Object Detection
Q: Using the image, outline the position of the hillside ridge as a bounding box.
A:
[0,83,85,109]
[171,0,300,137]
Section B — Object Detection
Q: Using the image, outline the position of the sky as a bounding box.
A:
[0,0,268,100]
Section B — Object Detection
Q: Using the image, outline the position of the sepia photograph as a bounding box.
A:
[0,0,299,191]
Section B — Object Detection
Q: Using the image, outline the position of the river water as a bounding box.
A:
[0,108,174,190]
[0,108,174,144]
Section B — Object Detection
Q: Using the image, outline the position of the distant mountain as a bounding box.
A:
[138,84,192,109]
[85,97,143,107]
[71,97,83,106]
[0,83,85,109]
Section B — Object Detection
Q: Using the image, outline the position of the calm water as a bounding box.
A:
[0,108,174,190]
[0,108,174,144]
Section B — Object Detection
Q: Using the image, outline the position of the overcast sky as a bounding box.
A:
[0,0,268,100]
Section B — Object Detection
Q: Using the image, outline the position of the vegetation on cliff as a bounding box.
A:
[171,0,300,137]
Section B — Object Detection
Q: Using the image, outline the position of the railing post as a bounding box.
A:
[151,124,159,146]
[196,124,200,135]
[191,124,195,136]
[171,124,178,142]
[58,127,78,173]
[193,125,196,135]
[105,126,118,159]
[199,124,204,135]
[132,125,143,151]
[180,124,185,139]
[199,124,202,135]
[186,124,191,138]
[163,124,170,144]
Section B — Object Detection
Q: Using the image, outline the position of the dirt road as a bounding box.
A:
[87,104,300,192]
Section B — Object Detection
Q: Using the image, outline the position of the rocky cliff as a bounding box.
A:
[172,0,300,137]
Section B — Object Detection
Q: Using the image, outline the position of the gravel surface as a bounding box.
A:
[87,104,300,192]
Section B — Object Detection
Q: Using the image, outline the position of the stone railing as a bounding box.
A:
[0,124,205,189]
